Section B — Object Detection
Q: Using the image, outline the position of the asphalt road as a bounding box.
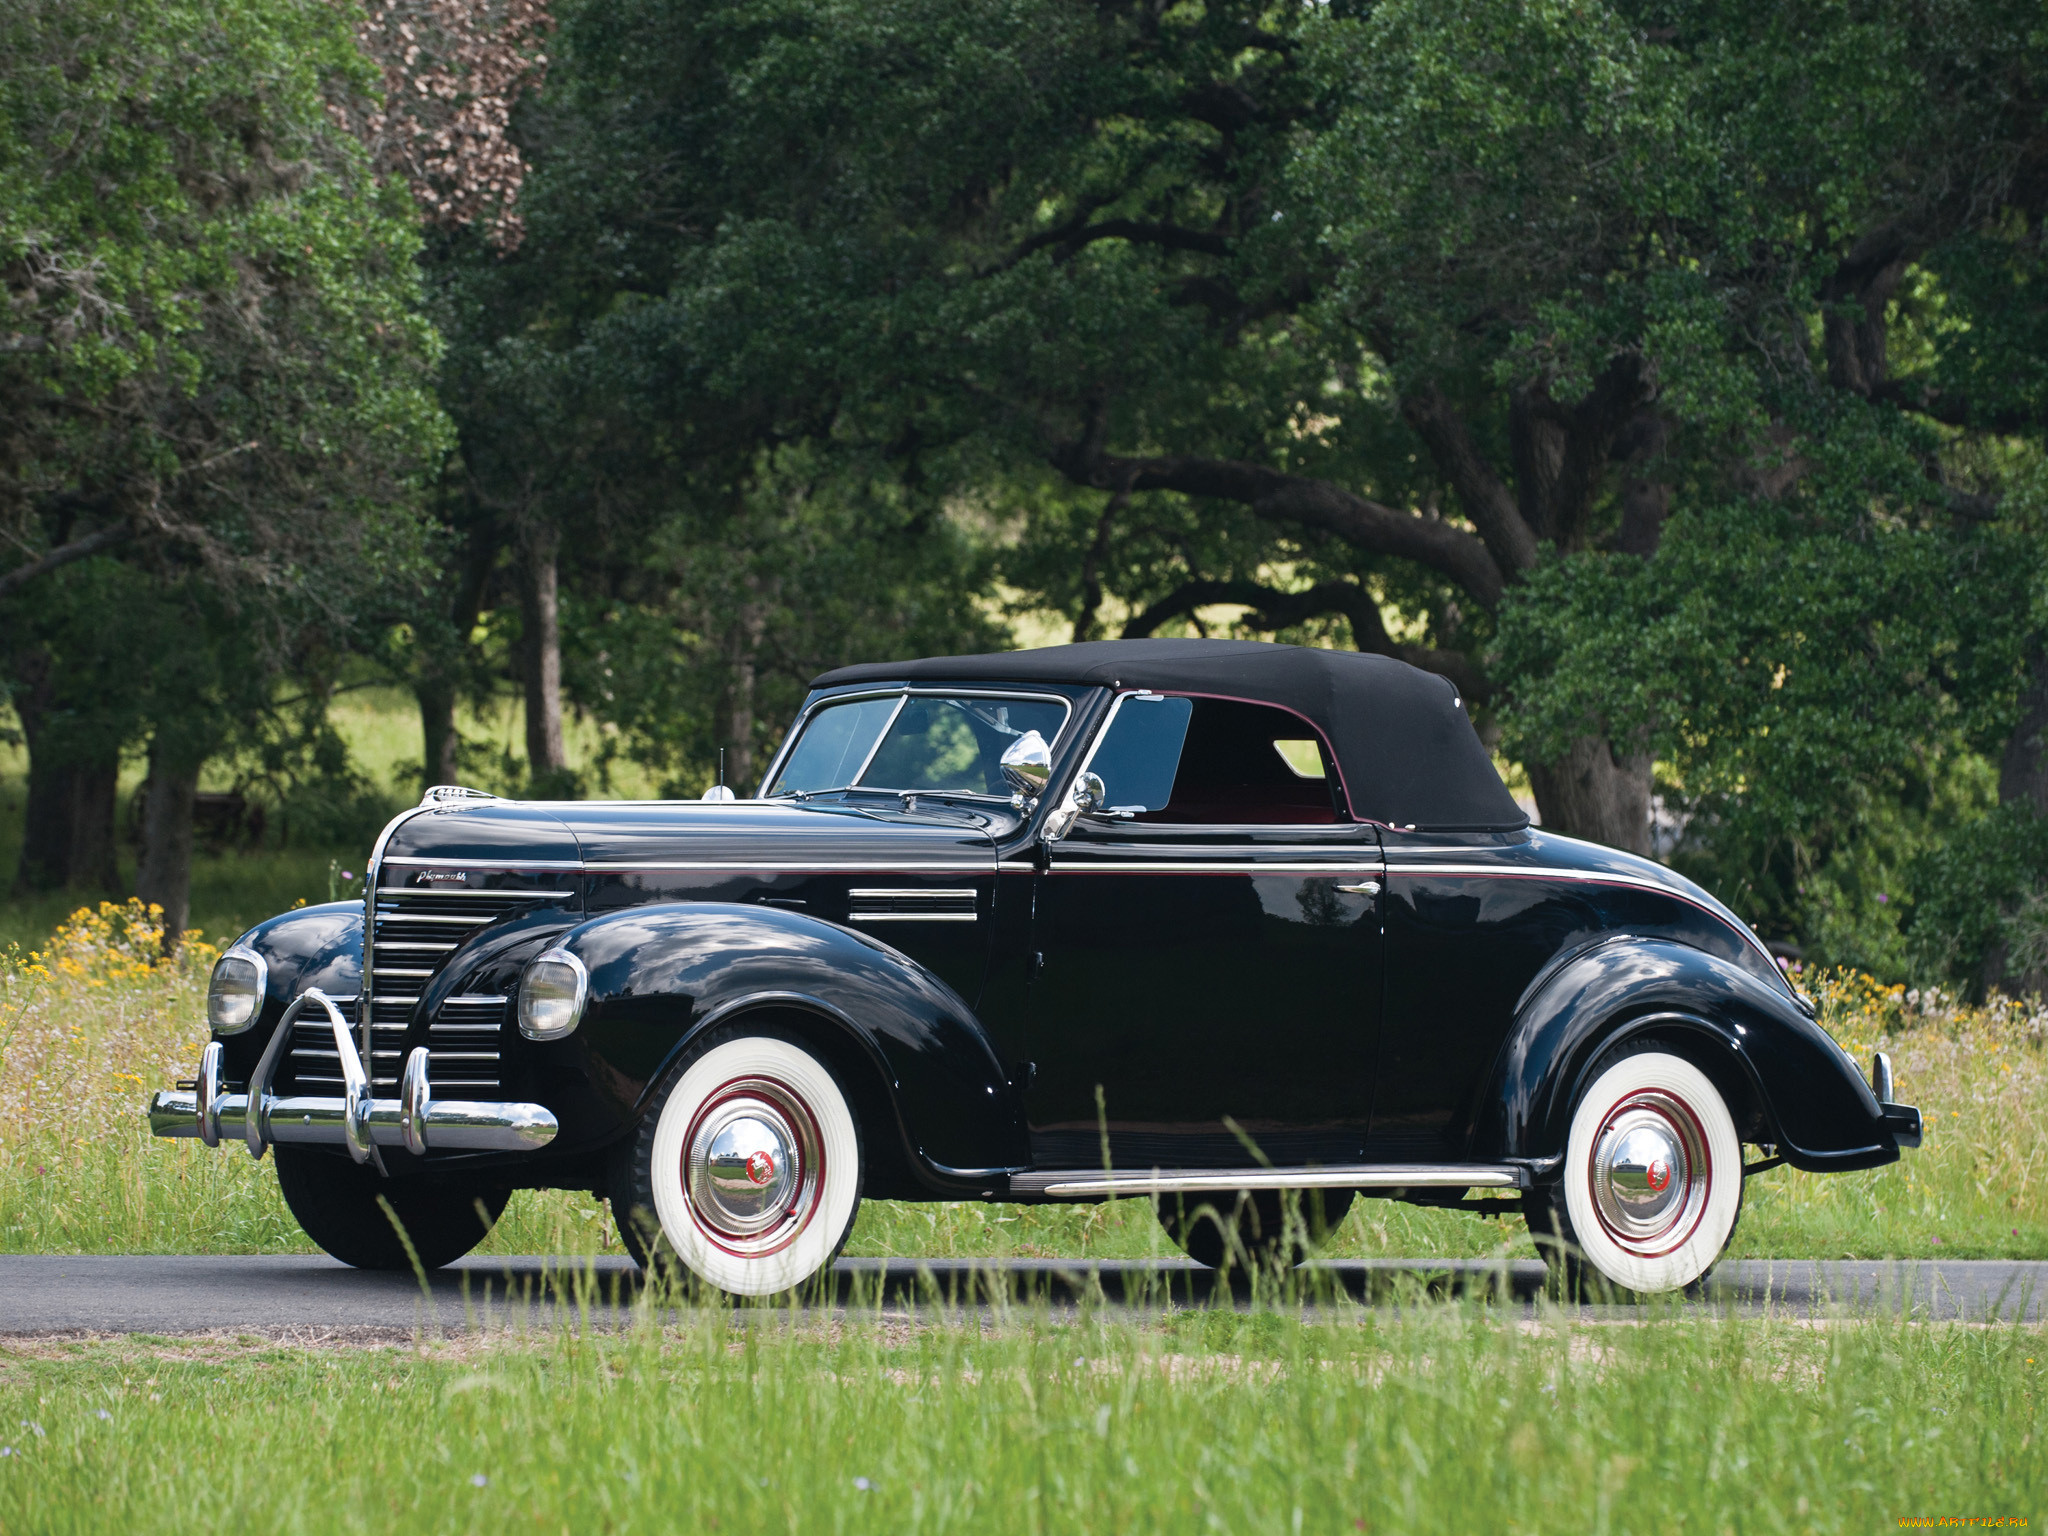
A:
[0,1256,2041,1335]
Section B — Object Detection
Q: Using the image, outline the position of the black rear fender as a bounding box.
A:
[1475,937,1896,1174]
[557,904,1028,1192]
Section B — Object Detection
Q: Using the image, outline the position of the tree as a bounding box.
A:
[510,0,2044,873]
[0,0,447,915]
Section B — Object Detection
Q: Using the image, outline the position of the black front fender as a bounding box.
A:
[212,902,363,1088]
[1474,937,1899,1174]
[551,903,1028,1188]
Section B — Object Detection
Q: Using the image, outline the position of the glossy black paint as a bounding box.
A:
[212,902,363,1089]
[1477,938,1895,1172]
[560,902,1028,1186]
[1027,820,1384,1168]
[1371,825,1820,1158]
[207,670,1911,1202]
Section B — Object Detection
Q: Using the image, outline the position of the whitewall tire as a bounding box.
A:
[1547,1048,1743,1295]
[623,1030,863,1297]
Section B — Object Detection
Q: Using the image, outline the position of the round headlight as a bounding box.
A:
[207,949,267,1035]
[519,950,588,1041]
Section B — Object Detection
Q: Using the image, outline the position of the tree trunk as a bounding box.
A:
[1980,646,2048,994]
[518,522,567,781]
[14,752,120,895]
[1526,737,1654,855]
[418,678,461,791]
[134,741,200,948]
[11,656,121,896]
[413,512,497,797]
[1998,645,2048,816]
[724,601,768,790]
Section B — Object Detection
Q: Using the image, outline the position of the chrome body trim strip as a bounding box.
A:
[581,861,995,873]
[1010,1163,1526,1198]
[1045,863,1385,875]
[375,887,578,899]
[848,888,980,900]
[380,856,585,870]
[850,913,981,923]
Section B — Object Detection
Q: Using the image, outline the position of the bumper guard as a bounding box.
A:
[147,988,558,1166]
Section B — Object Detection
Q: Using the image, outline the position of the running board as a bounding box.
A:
[1009,1163,1528,1200]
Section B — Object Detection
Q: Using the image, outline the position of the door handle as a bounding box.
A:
[1336,880,1381,897]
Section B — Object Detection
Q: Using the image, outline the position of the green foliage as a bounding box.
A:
[1905,802,2048,992]
[555,446,1008,795]
[0,0,451,888]
[0,0,449,560]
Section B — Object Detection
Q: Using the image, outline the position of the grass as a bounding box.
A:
[1,902,2044,1265]
[0,1303,2039,1533]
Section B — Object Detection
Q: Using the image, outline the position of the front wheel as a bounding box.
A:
[1531,1046,1743,1297]
[274,1146,510,1270]
[612,1028,863,1297]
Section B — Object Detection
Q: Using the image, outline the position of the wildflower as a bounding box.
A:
[470,1474,488,1488]
[854,1477,874,1492]
[0,1447,14,1458]
[95,1409,110,1422]
[1877,893,1889,905]
[19,1422,41,1438]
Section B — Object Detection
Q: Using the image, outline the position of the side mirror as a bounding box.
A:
[1042,768,1107,842]
[1071,771,1106,812]
[999,730,1052,798]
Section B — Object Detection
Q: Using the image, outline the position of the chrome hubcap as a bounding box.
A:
[683,1078,825,1254]
[1590,1091,1710,1255]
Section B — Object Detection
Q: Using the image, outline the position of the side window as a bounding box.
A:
[1084,694,1194,812]
[1139,698,1343,825]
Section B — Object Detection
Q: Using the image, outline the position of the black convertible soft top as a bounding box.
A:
[813,639,1528,832]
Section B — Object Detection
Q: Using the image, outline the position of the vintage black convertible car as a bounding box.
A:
[150,640,1921,1295]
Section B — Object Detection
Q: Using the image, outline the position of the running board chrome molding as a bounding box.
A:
[1009,1163,1528,1199]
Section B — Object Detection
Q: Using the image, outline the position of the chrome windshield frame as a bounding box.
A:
[759,688,1075,801]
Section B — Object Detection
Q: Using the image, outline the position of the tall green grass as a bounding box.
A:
[0,1301,2039,1533]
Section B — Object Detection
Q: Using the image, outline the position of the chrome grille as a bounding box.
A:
[364,886,571,1092]
[428,994,509,1094]
[280,994,360,1094]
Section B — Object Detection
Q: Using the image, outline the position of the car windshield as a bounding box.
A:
[768,695,1069,798]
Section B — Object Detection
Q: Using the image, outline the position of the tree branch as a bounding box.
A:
[0,521,133,602]
[1876,378,2043,436]
[1399,383,1539,576]
[1120,576,1489,699]
[1012,218,1231,268]
[1049,443,1506,608]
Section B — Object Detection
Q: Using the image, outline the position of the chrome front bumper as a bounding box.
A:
[147,988,557,1165]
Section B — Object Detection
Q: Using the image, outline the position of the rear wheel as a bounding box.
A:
[1155,1188,1355,1269]
[1531,1045,1743,1297]
[274,1146,511,1270]
[611,1027,863,1296]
